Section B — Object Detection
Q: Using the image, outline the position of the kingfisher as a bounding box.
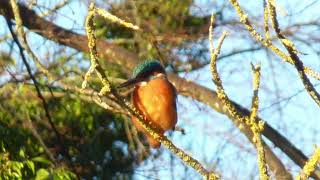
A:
[118,60,177,148]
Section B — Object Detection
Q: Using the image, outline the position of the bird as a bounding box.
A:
[118,60,177,148]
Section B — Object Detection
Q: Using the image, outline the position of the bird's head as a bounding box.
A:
[118,60,166,88]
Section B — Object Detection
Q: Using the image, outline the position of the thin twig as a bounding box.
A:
[9,0,49,75]
[25,113,56,163]
[267,0,320,107]
[209,13,270,180]
[249,64,269,180]
[229,0,320,81]
[7,0,70,161]
[40,0,69,17]
[263,0,270,41]
[209,14,245,124]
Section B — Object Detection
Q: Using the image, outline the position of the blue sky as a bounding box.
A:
[0,0,319,179]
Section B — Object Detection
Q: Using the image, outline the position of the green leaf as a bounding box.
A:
[11,172,21,178]
[31,156,52,165]
[19,149,25,158]
[12,161,24,171]
[26,160,35,174]
[52,169,77,180]
[35,169,50,180]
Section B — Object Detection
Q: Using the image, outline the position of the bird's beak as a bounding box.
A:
[117,77,145,89]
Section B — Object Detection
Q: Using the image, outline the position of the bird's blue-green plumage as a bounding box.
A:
[132,60,163,78]
[117,60,164,88]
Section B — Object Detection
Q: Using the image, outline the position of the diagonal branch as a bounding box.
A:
[267,0,320,107]
[5,16,70,162]
[25,113,56,163]
[296,147,320,180]
[229,0,320,81]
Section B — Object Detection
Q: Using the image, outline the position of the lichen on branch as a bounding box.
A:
[209,13,269,180]
[296,147,320,180]
[229,0,320,81]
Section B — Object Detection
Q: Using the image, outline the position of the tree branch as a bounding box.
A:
[267,0,320,107]
[5,15,70,161]
[229,0,320,81]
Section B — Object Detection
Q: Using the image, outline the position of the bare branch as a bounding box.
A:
[296,147,320,180]
[25,113,56,163]
[229,0,320,81]
[209,14,287,179]
[39,0,69,17]
[267,0,320,107]
[249,64,269,180]
[5,4,71,162]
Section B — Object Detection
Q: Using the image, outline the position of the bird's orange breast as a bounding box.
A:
[132,77,177,148]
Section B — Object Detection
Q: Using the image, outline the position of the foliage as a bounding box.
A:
[0,84,134,179]
[95,0,208,63]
